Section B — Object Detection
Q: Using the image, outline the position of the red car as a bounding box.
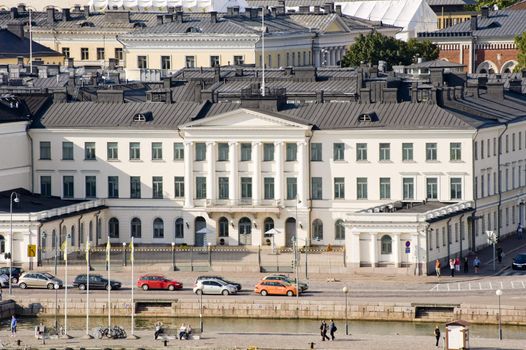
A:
[137,274,183,291]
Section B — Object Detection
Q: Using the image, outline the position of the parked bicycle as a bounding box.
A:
[94,325,127,339]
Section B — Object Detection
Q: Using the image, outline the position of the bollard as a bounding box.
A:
[164,340,168,347]
[310,342,315,349]
[16,340,21,346]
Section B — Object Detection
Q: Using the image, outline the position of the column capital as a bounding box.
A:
[229,141,238,146]
[206,141,215,147]
[184,141,193,146]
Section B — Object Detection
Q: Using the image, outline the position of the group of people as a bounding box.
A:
[434,256,481,278]
[319,320,337,341]
[178,323,192,340]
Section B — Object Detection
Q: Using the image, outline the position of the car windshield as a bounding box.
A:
[516,254,526,262]
[42,273,54,279]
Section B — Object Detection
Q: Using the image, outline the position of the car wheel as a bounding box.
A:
[47,283,54,290]
[195,289,203,295]
[287,290,294,297]
[79,284,86,291]
[222,289,229,296]
[106,284,112,291]
[19,282,27,289]
[260,290,268,296]
[142,284,149,291]
[168,285,175,291]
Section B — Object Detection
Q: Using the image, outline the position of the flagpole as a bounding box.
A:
[107,239,111,328]
[29,9,33,73]
[128,237,138,339]
[83,241,92,339]
[61,241,71,338]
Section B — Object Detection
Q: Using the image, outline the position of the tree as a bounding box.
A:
[472,0,520,10]
[341,32,439,69]
[514,32,526,72]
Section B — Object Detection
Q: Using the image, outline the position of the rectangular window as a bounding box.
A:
[286,143,297,161]
[161,56,171,70]
[402,143,413,161]
[152,176,163,198]
[264,177,275,200]
[334,177,345,199]
[519,132,523,150]
[218,177,229,199]
[513,133,516,151]
[333,143,345,161]
[426,177,438,199]
[505,168,509,191]
[130,176,141,199]
[481,139,484,159]
[62,47,70,58]
[114,48,123,61]
[196,176,207,199]
[108,176,119,198]
[96,47,105,60]
[217,143,229,161]
[487,138,491,158]
[85,176,96,198]
[63,176,74,198]
[210,55,220,67]
[450,142,462,161]
[152,142,163,160]
[442,227,446,246]
[174,176,185,198]
[107,142,118,161]
[356,177,368,199]
[403,178,414,200]
[311,177,323,200]
[185,56,195,68]
[62,141,73,160]
[488,172,492,196]
[356,143,367,161]
[85,142,96,160]
[233,55,244,65]
[379,143,390,161]
[81,48,89,60]
[137,55,147,69]
[379,177,391,199]
[241,177,252,199]
[481,174,485,197]
[173,142,184,160]
[263,143,274,161]
[195,143,206,161]
[129,142,140,160]
[506,207,509,226]
[455,222,459,242]
[40,176,52,197]
[311,143,322,161]
[40,141,51,160]
[240,143,252,161]
[426,143,437,161]
[450,177,462,200]
[286,177,297,200]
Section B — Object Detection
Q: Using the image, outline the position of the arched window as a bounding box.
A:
[70,225,75,246]
[79,223,84,244]
[312,219,323,241]
[175,218,184,239]
[109,218,119,238]
[381,235,392,255]
[218,217,229,237]
[0,235,5,253]
[239,217,252,234]
[264,217,274,233]
[131,218,142,238]
[52,229,56,249]
[153,218,164,238]
[335,220,345,241]
[89,221,93,242]
[97,218,102,239]
[41,232,47,253]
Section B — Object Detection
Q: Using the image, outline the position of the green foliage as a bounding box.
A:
[514,32,526,72]
[473,0,520,10]
[341,32,439,69]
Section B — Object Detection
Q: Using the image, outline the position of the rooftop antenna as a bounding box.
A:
[261,7,265,97]
[29,9,33,73]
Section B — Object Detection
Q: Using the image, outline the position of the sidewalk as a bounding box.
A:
[473,234,526,275]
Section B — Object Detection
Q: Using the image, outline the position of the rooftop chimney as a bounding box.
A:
[168,6,175,13]
[156,14,164,25]
[74,4,82,12]
[249,7,258,20]
[7,22,24,39]
[175,11,184,23]
[335,5,342,16]
[324,2,334,14]
[164,14,173,23]
[227,7,234,16]
[9,7,18,19]
[62,8,71,21]
[210,11,218,23]
[17,4,25,13]
[486,81,504,101]
[106,10,130,24]
[299,5,310,13]
[83,6,90,18]
[470,14,477,31]
[97,90,124,103]
[233,6,240,16]
[481,6,489,18]
[47,7,56,24]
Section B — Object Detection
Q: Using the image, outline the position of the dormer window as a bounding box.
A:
[358,112,378,122]
[133,113,146,122]
[133,22,146,28]
[79,21,95,27]
[186,27,202,33]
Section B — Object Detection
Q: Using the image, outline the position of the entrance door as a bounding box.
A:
[195,217,206,246]
[285,217,296,247]
[238,217,252,245]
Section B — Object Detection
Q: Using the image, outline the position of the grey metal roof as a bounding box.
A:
[215,79,357,94]
[0,188,86,214]
[0,28,62,59]
[407,59,466,69]
[425,0,475,6]
[247,0,474,7]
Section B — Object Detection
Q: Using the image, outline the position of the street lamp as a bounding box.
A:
[207,242,212,267]
[496,289,503,340]
[8,192,19,295]
[171,242,176,271]
[199,290,203,333]
[343,286,349,336]
[122,242,127,267]
[39,232,47,268]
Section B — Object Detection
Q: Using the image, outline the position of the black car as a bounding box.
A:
[0,267,24,284]
[73,274,122,290]
[195,276,242,291]
[511,253,526,270]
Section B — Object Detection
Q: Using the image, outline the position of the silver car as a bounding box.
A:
[193,279,237,295]
[18,272,63,290]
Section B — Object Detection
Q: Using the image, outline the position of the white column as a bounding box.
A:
[184,141,193,208]
[253,142,261,205]
[206,142,215,202]
[274,142,283,204]
[298,141,307,207]
[393,233,401,268]
[229,142,238,205]
[347,228,361,268]
[313,48,320,67]
[370,233,377,268]
[330,48,336,66]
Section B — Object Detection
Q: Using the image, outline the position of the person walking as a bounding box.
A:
[463,257,469,273]
[329,319,337,341]
[517,223,523,240]
[497,247,503,263]
[455,256,461,272]
[435,259,441,278]
[434,325,441,347]
[449,258,455,277]
[320,320,330,341]
[10,315,17,337]
[473,256,481,273]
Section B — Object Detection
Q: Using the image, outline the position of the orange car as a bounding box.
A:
[254,280,298,296]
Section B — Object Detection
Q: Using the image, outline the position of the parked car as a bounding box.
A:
[137,274,183,291]
[195,275,242,291]
[254,280,298,297]
[511,253,526,270]
[193,279,238,295]
[73,274,122,290]
[261,274,308,292]
[18,272,63,290]
[0,267,24,284]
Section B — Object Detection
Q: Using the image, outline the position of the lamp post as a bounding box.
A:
[40,232,47,268]
[207,242,212,267]
[343,286,349,336]
[171,242,176,271]
[8,192,19,295]
[122,242,126,267]
[496,289,503,340]
[199,290,203,333]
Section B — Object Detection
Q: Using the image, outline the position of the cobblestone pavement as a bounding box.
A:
[0,330,524,349]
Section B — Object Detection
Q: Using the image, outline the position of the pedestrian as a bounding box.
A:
[154,321,163,340]
[497,247,503,263]
[178,323,187,340]
[329,319,337,341]
[455,256,461,272]
[10,315,17,337]
[463,257,469,273]
[320,320,330,341]
[0,284,3,301]
[449,258,455,277]
[473,256,481,273]
[434,325,441,347]
[518,223,523,240]
[435,259,441,278]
